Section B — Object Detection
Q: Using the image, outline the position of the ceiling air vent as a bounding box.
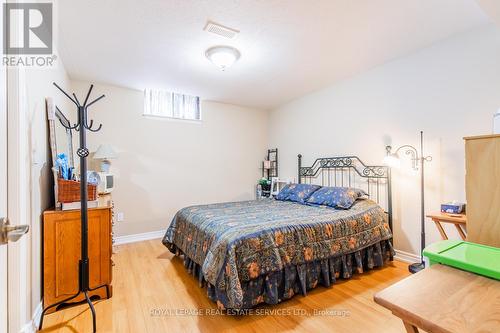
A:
[204,21,239,39]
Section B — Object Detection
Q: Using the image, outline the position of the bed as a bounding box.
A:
[162,154,394,309]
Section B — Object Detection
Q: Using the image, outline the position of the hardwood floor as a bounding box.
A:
[40,239,411,333]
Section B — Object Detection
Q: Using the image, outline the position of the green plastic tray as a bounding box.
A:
[423,240,500,280]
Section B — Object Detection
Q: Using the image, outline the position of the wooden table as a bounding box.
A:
[427,212,466,240]
[374,264,500,333]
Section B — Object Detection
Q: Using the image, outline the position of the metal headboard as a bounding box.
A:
[298,154,392,231]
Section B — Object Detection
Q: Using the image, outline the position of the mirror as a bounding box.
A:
[46,97,77,209]
[46,96,75,170]
[54,107,75,168]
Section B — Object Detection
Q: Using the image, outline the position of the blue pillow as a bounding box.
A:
[306,187,367,209]
[275,183,321,204]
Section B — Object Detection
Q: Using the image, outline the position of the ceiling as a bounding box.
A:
[58,0,490,110]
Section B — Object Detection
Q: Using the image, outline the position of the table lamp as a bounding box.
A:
[94,144,117,172]
[384,131,432,273]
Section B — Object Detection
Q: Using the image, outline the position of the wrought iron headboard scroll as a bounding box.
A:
[298,154,393,231]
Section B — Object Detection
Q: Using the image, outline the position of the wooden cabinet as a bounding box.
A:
[43,207,113,313]
[464,134,500,247]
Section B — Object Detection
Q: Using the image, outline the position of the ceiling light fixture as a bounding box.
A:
[205,46,240,71]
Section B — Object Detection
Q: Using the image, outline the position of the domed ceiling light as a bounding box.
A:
[205,46,240,71]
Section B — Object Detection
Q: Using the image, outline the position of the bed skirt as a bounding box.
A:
[175,239,394,310]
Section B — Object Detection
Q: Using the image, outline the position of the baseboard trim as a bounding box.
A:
[114,230,164,245]
[394,249,420,264]
[20,301,43,333]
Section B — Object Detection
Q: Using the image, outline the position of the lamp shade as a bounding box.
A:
[383,153,401,169]
[94,144,117,159]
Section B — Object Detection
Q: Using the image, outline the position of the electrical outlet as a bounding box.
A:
[116,212,124,222]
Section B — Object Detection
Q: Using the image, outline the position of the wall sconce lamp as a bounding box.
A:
[384,131,432,274]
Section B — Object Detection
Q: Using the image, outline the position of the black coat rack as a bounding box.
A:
[39,83,107,332]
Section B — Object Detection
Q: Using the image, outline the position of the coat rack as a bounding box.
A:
[39,83,107,332]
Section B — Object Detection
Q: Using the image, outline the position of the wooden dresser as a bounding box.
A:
[43,206,113,313]
[464,134,500,247]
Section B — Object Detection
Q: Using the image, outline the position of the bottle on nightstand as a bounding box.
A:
[256,184,262,199]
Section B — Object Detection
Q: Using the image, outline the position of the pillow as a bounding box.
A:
[275,183,321,204]
[306,187,367,209]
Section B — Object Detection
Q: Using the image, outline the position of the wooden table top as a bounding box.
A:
[44,205,111,215]
[427,212,466,224]
[464,133,500,141]
[374,264,500,333]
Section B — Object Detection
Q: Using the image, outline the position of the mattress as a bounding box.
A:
[162,198,393,309]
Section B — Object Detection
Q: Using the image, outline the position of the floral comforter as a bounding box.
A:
[162,198,392,308]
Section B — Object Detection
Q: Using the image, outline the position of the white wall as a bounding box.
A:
[268,24,500,256]
[71,81,269,237]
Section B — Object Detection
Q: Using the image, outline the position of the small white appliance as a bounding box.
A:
[97,172,114,194]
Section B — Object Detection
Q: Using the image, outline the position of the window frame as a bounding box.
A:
[143,89,202,122]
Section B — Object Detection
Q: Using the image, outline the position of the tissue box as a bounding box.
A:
[441,203,465,214]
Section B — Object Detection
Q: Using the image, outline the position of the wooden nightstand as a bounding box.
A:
[43,206,113,313]
[427,212,467,240]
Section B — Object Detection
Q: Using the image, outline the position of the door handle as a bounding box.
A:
[0,217,29,245]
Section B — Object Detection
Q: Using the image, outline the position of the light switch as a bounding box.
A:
[116,212,124,222]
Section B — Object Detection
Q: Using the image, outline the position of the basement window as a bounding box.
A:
[143,89,201,121]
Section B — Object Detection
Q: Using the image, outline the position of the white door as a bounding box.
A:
[0,0,8,327]
[1,36,8,333]
[2,2,31,328]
